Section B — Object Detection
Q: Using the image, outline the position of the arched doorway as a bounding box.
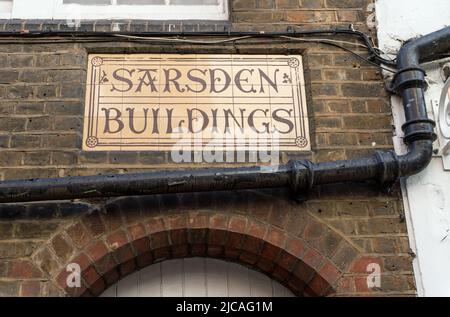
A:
[39,194,360,297]
[100,258,294,297]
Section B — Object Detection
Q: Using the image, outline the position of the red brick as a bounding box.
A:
[56,270,70,292]
[113,245,135,264]
[171,244,189,258]
[207,245,224,258]
[170,228,188,245]
[146,217,166,233]
[228,216,247,233]
[287,276,306,294]
[354,276,370,293]
[276,251,298,272]
[242,236,264,254]
[208,229,227,245]
[260,243,280,261]
[94,253,118,275]
[188,212,208,228]
[136,252,153,268]
[65,284,88,297]
[127,223,147,240]
[103,268,120,286]
[256,257,275,273]
[318,261,341,285]
[150,231,169,249]
[153,247,170,261]
[224,247,241,260]
[209,214,228,229]
[82,265,100,285]
[71,253,92,272]
[80,289,93,297]
[189,228,207,244]
[303,248,325,270]
[118,259,136,277]
[272,265,291,282]
[132,237,151,255]
[88,278,106,297]
[227,232,244,249]
[56,266,86,297]
[266,227,287,248]
[286,238,306,257]
[166,214,187,229]
[293,261,315,283]
[306,274,331,297]
[8,260,42,279]
[337,276,355,293]
[20,281,41,297]
[86,241,109,263]
[106,230,129,251]
[191,244,207,256]
[350,256,383,274]
[247,220,267,239]
[239,251,259,266]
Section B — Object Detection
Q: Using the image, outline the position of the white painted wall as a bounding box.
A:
[100,258,294,297]
[376,0,450,297]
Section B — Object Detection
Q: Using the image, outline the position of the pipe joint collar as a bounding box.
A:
[402,120,437,144]
[389,66,426,94]
[288,160,315,195]
[374,150,400,185]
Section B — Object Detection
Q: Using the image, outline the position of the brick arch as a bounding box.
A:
[41,193,361,297]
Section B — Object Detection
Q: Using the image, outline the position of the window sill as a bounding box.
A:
[0,19,231,33]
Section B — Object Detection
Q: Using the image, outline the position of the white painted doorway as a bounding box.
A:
[100,257,294,297]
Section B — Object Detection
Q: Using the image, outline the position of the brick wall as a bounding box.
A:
[0,0,416,297]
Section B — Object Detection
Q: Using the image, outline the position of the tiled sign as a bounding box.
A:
[82,54,310,151]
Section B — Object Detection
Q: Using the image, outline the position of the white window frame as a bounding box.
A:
[8,0,229,20]
[0,0,13,19]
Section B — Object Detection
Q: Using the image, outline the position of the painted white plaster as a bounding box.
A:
[376,0,450,297]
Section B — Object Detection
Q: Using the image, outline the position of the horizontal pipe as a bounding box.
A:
[0,28,378,38]
[0,165,293,203]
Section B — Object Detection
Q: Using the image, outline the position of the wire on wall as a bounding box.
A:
[0,27,397,71]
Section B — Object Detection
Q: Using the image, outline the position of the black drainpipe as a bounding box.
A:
[0,26,449,204]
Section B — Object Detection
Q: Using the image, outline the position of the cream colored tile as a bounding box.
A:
[82,54,310,153]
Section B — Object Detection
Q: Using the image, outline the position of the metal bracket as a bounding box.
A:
[288,160,315,203]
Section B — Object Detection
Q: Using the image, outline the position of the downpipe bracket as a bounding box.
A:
[288,160,315,203]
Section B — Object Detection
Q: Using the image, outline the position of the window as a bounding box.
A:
[1,0,229,20]
[0,0,12,19]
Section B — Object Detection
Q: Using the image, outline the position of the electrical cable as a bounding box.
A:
[0,27,398,69]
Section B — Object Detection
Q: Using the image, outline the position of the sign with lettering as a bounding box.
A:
[82,54,310,151]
